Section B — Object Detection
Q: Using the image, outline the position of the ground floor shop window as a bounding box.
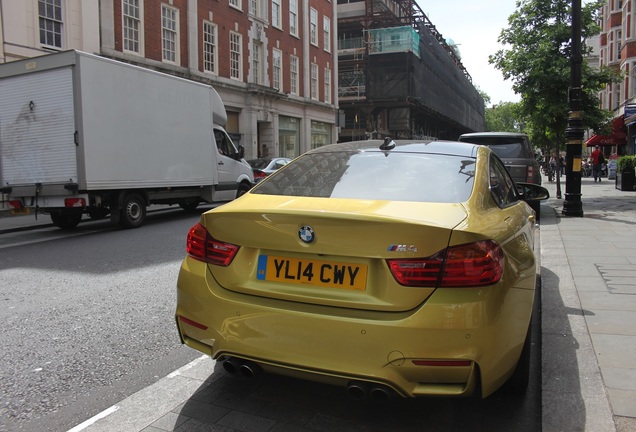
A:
[311,121,331,149]
[279,116,300,157]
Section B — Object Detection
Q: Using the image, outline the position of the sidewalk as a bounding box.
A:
[540,175,636,432]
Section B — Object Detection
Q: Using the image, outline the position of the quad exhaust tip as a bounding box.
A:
[347,380,395,402]
[222,358,394,402]
[222,357,263,378]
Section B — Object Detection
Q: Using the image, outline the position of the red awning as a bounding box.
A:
[586,116,626,146]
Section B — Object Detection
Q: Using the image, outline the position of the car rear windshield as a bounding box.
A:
[460,137,528,159]
[251,151,475,203]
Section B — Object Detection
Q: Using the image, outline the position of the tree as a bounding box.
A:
[485,101,525,132]
[489,0,618,152]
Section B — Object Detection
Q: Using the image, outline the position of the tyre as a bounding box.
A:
[236,182,251,199]
[119,193,146,229]
[50,212,82,230]
[503,321,532,394]
[529,201,541,220]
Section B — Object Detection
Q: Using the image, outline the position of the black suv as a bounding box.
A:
[458,132,543,215]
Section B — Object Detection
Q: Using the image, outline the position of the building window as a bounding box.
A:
[323,17,331,52]
[249,0,267,19]
[273,48,282,90]
[230,32,243,80]
[279,116,300,158]
[290,0,298,37]
[311,121,331,149]
[161,5,178,63]
[324,68,331,104]
[311,63,318,100]
[630,62,636,98]
[39,0,63,48]
[122,0,141,53]
[203,21,217,74]
[272,0,282,28]
[252,41,262,84]
[310,8,318,46]
[290,55,299,95]
[613,83,621,110]
[229,0,241,10]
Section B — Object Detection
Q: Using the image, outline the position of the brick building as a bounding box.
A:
[0,0,338,159]
[595,0,636,155]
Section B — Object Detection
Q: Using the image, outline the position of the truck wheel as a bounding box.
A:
[119,193,146,229]
[236,182,251,199]
[50,212,82,230]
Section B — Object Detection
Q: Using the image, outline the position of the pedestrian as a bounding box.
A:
[591,145,605,182]
[549,153,557,182]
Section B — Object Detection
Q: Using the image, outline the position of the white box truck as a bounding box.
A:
[0,50,254,229]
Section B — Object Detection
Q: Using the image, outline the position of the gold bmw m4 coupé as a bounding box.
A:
[175,139,549,401]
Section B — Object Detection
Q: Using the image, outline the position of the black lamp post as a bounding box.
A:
[562,0,584,216]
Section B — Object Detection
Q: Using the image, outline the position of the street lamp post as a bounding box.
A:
[562,0,584,216]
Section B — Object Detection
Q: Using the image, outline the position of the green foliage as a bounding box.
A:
[485,102,525,132]
[489,0,619,151]
[617,155,635,174]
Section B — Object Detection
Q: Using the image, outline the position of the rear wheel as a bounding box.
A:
[119,193,146,229]
[529,201,541,220]
[236,182,251,198]
[504,321,532,394]
[50,212,82,230]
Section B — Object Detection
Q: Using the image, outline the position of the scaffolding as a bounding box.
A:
[337,0,484,141]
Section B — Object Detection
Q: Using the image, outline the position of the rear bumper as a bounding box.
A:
[175,258,535,398]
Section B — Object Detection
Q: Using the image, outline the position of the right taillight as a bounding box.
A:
[387,240,504,288]
[186,223,239,266]
[253,170,267,181]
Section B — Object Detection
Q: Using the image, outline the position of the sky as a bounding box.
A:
[417,1,521,105]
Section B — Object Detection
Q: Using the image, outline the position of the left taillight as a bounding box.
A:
[186,223,239,266]
[387,240,504,288]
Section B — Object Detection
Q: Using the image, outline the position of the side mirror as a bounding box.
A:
[516,182,550,201]
[236,145,245,160]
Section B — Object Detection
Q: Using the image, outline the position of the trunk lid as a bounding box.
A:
[201,195,468,312]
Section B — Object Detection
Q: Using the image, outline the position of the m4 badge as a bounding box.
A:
[387,244,418,252]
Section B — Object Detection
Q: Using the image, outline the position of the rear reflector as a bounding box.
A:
[64,198,86,207]
[387,240,504,288]
[186,223,239,266]
[178,315,208,330]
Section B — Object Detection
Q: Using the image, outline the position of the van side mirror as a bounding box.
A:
[236,145,245,160]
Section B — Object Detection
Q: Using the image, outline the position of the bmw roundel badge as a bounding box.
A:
[298,226,315,244]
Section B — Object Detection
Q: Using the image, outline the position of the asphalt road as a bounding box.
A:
[0,208,542,432]
[0,208,204,432]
